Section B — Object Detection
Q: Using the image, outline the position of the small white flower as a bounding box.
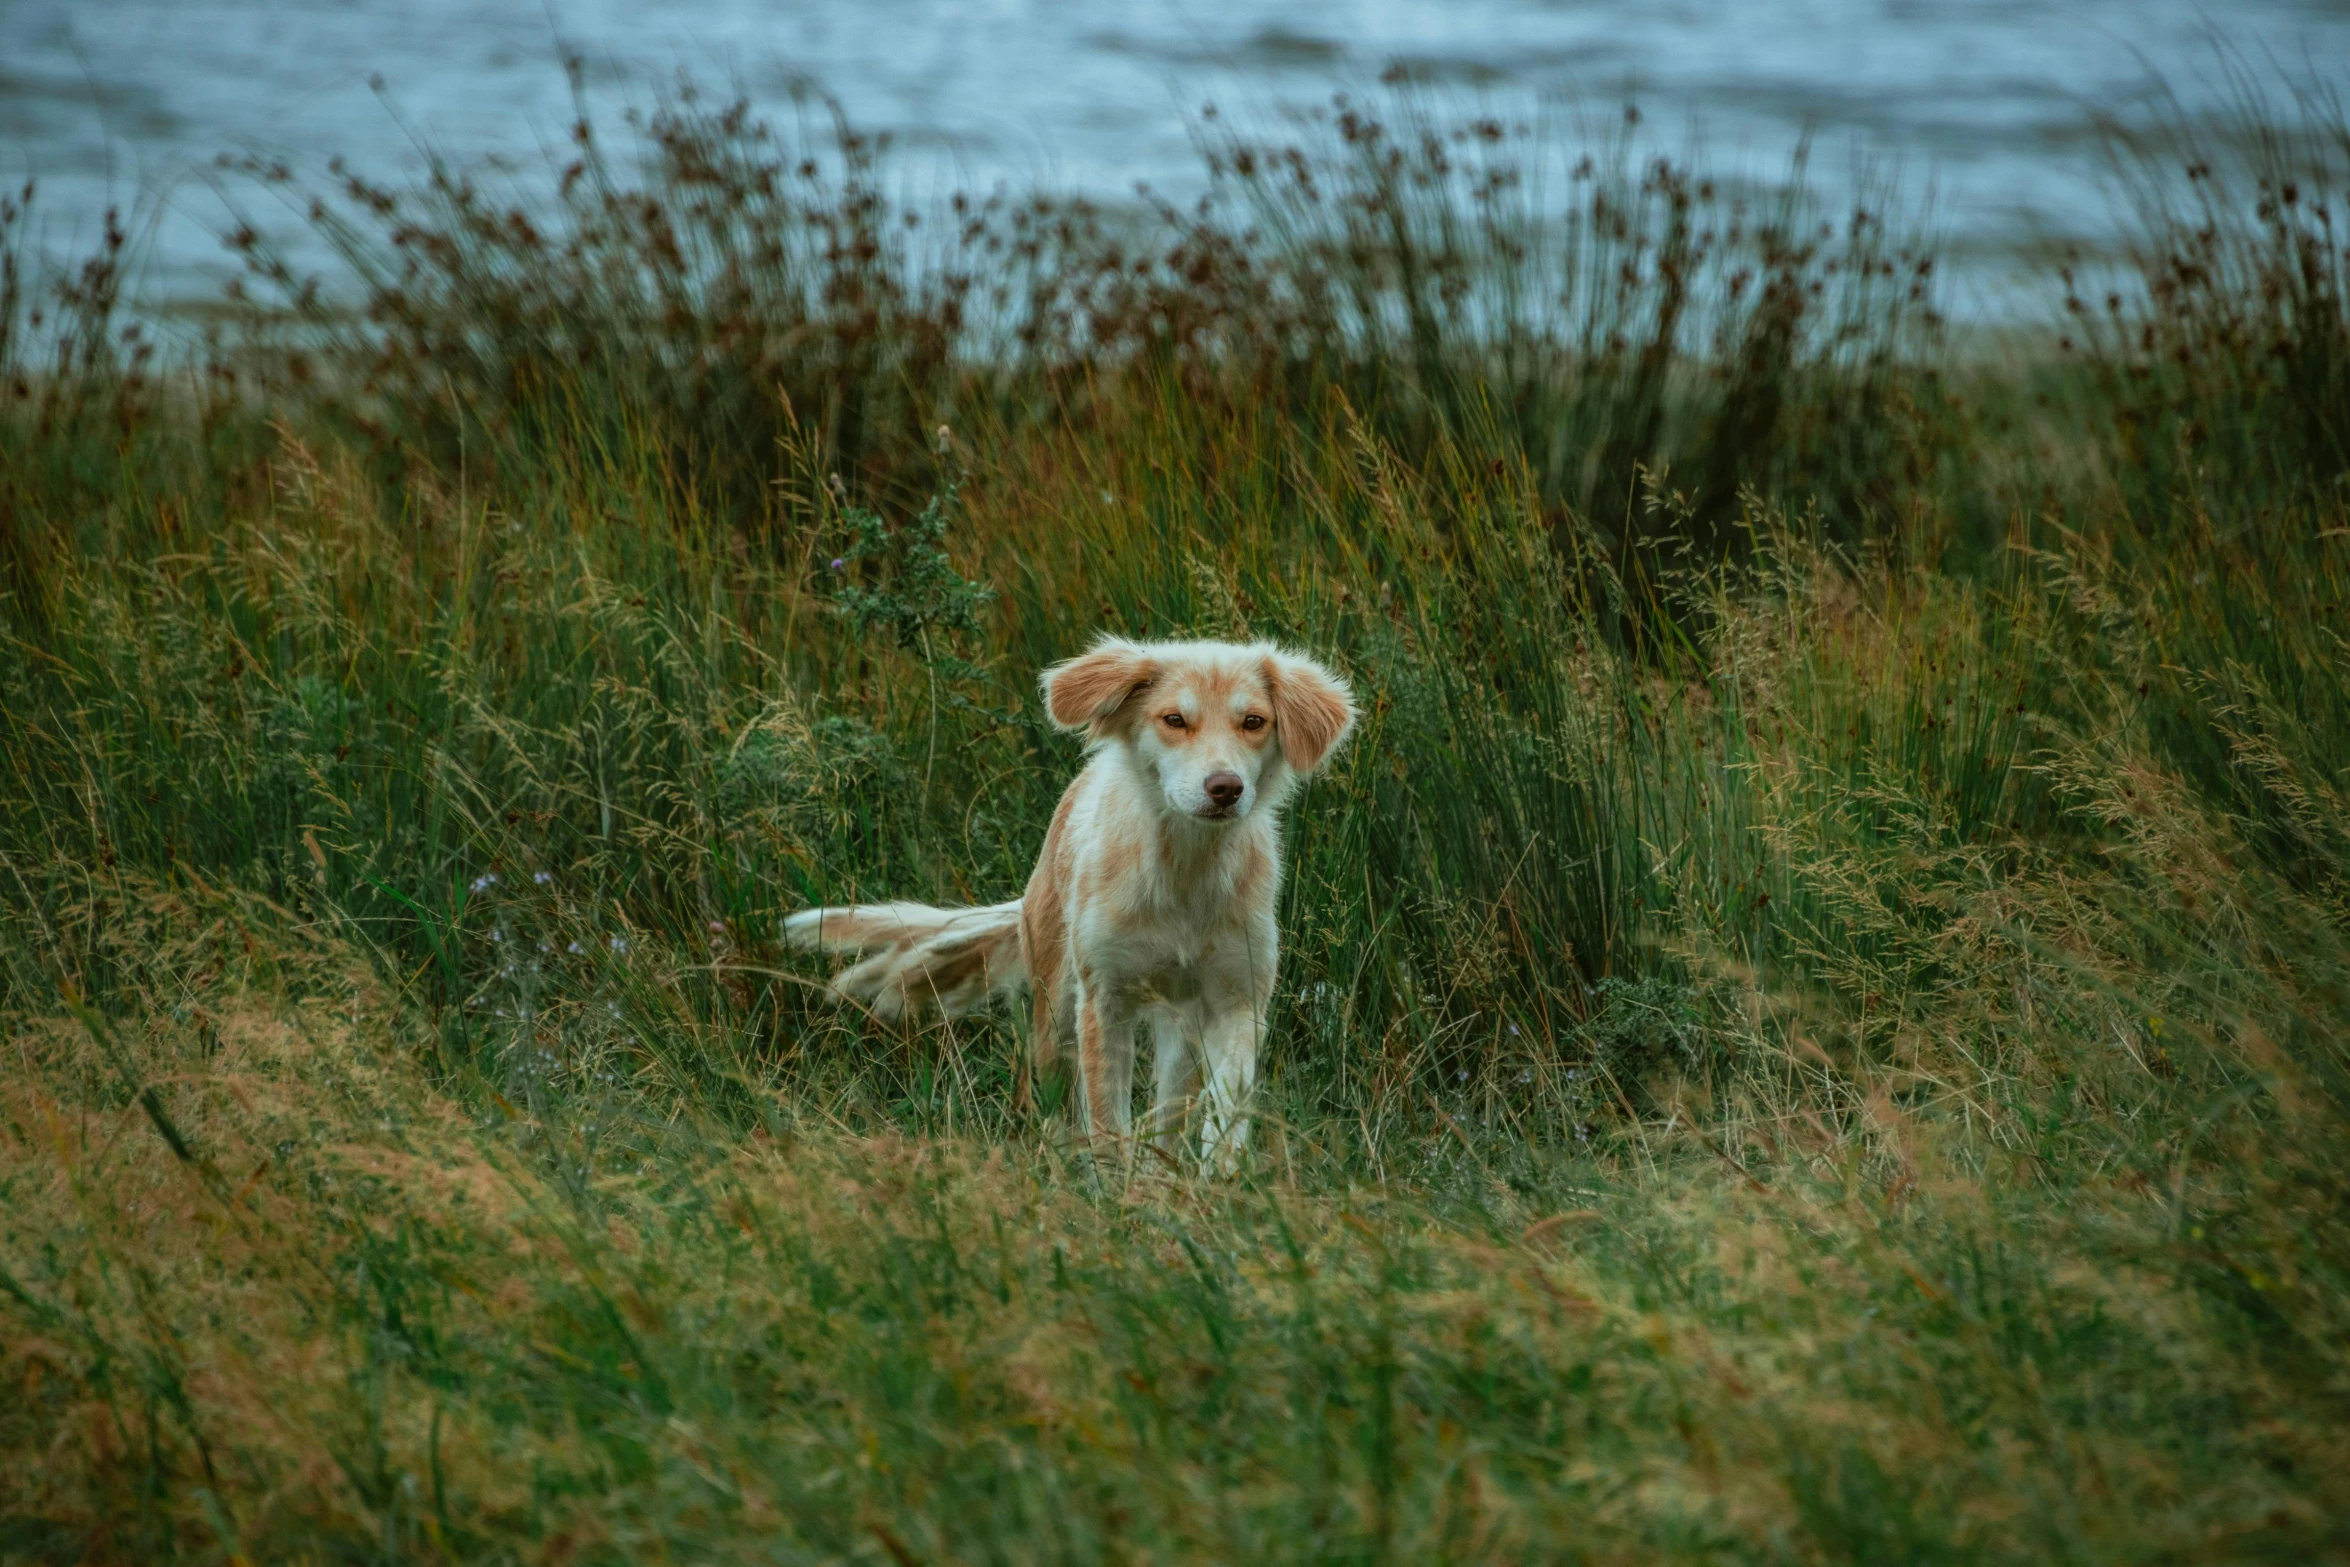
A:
[534,870,554,885]
[568,941,585,955]
[609,935,630,953]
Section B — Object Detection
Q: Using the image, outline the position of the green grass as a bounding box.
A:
[3,73,2349,1564]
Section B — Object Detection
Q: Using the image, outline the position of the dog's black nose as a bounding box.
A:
[1204,772,1244,808]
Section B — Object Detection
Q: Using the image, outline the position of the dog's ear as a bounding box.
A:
[1265,650,1358,774]
[1042,640,1156,738]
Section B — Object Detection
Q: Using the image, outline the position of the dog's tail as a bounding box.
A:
[782,899,1027,1020]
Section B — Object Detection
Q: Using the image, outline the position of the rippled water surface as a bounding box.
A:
[5,0,2347,318]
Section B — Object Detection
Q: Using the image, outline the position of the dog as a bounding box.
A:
[785,637,1357,1170]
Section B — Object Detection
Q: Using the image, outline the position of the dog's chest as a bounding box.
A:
[1085,860,1259,995]
[1115,897,1224,975]
[1066,776,1277,994]
[1113,921,1261,1009]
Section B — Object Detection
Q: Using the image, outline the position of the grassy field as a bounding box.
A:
[3,76,2349,1563]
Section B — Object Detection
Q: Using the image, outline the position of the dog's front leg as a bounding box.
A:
[1198,1003,1263,1175]
[1072,971,1138,1150]
[1145,1009,1203,1156]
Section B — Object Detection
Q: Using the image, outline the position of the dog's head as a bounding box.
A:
[1041,638,1358,824]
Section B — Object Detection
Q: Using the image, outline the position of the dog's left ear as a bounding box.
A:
[1265,650,1358,774]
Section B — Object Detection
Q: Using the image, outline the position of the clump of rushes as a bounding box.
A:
[204,66,1949,561]
[2,64,2349,1564]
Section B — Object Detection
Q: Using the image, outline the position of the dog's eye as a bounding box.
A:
[1242,714,1266,731]
[1162,712,1187,729]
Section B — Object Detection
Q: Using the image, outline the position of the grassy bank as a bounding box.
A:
[3,77,2349,1563]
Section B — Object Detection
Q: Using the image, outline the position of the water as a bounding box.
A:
[4,0,2346,322]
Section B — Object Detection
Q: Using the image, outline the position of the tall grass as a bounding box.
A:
[3,74,2349,1563]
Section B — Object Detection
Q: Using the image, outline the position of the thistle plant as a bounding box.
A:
[827,451,998,787]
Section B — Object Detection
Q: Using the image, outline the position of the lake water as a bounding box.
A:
[4,0,2347,323]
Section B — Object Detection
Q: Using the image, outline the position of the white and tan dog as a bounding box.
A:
[785,638,1357,1169]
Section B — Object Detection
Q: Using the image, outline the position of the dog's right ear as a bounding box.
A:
[1042,639,1156,739]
